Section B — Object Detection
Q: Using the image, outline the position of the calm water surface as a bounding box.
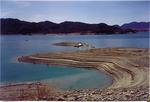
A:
[1,32,149,90]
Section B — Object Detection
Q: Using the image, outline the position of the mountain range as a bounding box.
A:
[0,18,149,35]
[121,22,149,31]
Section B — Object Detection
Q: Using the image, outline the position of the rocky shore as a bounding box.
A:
[1,47,149,100]
[0,82,149,101]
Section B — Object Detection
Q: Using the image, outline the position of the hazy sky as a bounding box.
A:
[1,1,149,25]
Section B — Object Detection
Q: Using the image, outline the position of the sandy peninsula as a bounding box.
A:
[1,47,149,101]
[18,47,149,89]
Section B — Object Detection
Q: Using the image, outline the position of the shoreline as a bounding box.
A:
[18,47,149,89]
[0,67,113,90]
[1,31,149,36]
[1,47,149,100]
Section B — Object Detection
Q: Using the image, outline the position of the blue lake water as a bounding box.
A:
[1,32,149,90]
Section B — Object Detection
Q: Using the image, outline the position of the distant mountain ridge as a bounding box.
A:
[121,22,150,31]
[1,18,148,35]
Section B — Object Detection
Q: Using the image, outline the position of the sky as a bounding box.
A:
[0,1,149,25]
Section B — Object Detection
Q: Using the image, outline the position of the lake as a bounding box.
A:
[1,32,149,90]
